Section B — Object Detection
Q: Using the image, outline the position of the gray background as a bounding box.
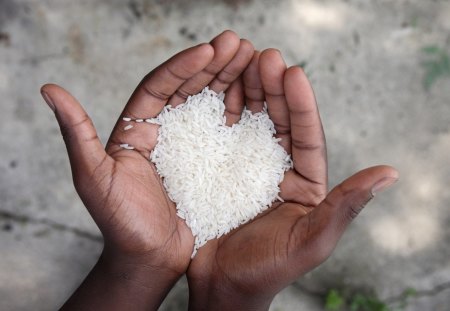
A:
[1,0,449,310]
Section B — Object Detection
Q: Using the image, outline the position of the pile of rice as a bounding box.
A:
[149,87,292,256]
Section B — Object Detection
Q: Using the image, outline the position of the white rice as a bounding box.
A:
[120,143,135,150]
[149,87,292,256]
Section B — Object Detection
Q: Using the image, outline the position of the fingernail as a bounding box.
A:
[41,91,55,112]
[371,177,398,196]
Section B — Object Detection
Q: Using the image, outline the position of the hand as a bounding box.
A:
[187,49,399,310]
[40,30,254,310]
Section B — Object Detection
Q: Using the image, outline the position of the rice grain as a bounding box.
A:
[150,87,292,256]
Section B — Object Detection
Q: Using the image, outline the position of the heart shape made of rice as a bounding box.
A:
[149,87,292,256]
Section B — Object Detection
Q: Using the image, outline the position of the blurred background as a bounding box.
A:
[1,0,449,310]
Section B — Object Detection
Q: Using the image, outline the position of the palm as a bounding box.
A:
[84,153,193,268]
[191,203,307,285]
[42,31,397,310]
[44,31,255,272]
[189,179,328,297]
[187,50,398,310]
[187,49,330,298]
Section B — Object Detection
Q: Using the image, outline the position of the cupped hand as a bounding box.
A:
[41,30,254,310]
[187,49,399,311]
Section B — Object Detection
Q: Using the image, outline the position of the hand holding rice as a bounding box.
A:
[148,87,292,256]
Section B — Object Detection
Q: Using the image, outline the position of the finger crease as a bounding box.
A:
[273,123,291,135]
[203,63,222,76]
[292,140,324,152]
[142,84,171,102]
[266,92,285,98]
[296,170,325,186]
[214,74,232,86]
[166,65,190,81]
[175,88,190,100]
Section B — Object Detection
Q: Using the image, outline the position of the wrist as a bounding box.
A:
[62,248,183,310]
[188,277,273,311]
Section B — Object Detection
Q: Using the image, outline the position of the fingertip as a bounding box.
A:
[237,39,255,66]
[40,83,52,94]
[369,165,399,195]
[285,65,304,76]
[260,49,284,65]
[214,29,239,42]
[376,165,399,179]
[210,30,240,50]
[40,83,68,112]
[239,38,255,54]
[322,166,399,214]
[260,49,286,69]
[284,65,316,112]
[195,43,215,62]
[224,76,244,126]
[260,48,282,58]
[243,50,261,82]
[284,66,306,85]
[40,83,62,97]
[260,49,286,95]
[209,30,240,65]
[336,166,399,193]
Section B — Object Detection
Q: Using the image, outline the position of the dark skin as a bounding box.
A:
[41,30,398,310]
[186,49,398,310]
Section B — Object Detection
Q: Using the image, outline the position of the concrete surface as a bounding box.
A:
[1,0,450,310]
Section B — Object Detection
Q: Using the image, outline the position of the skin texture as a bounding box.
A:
[41,31,398,310]
[186,49,399,311]
[41,31,255,310]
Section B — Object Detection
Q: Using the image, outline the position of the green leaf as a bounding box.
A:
[350,294,390,311]
[403,287,417,298]
[422,45,440,54]
[441,54,450,72]
[424,69,438,90]
[421,45,450,90]
[325,289,345,310]
[350,294,366,310]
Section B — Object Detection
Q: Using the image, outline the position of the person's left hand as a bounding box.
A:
[186,49,399,311]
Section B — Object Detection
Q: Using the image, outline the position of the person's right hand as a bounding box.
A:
[41,30,254,310]
[186,49,399,311]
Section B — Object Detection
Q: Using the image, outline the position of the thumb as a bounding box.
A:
[297,165,398,266]
[40,84,108,184]
[320,165,399,227]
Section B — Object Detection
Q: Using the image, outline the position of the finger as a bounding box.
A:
[284,66,327,188]
[105,121,159,159]
[107,43,214,152]
[292,166,399,270]
[224,77,244,126]
[279,170,326,207]
[260,49,291,153]
[40,84,110,183]
[123,43,214,118]
[167,30,240,107]
[209,39,254,93]
[243,51,265,113]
